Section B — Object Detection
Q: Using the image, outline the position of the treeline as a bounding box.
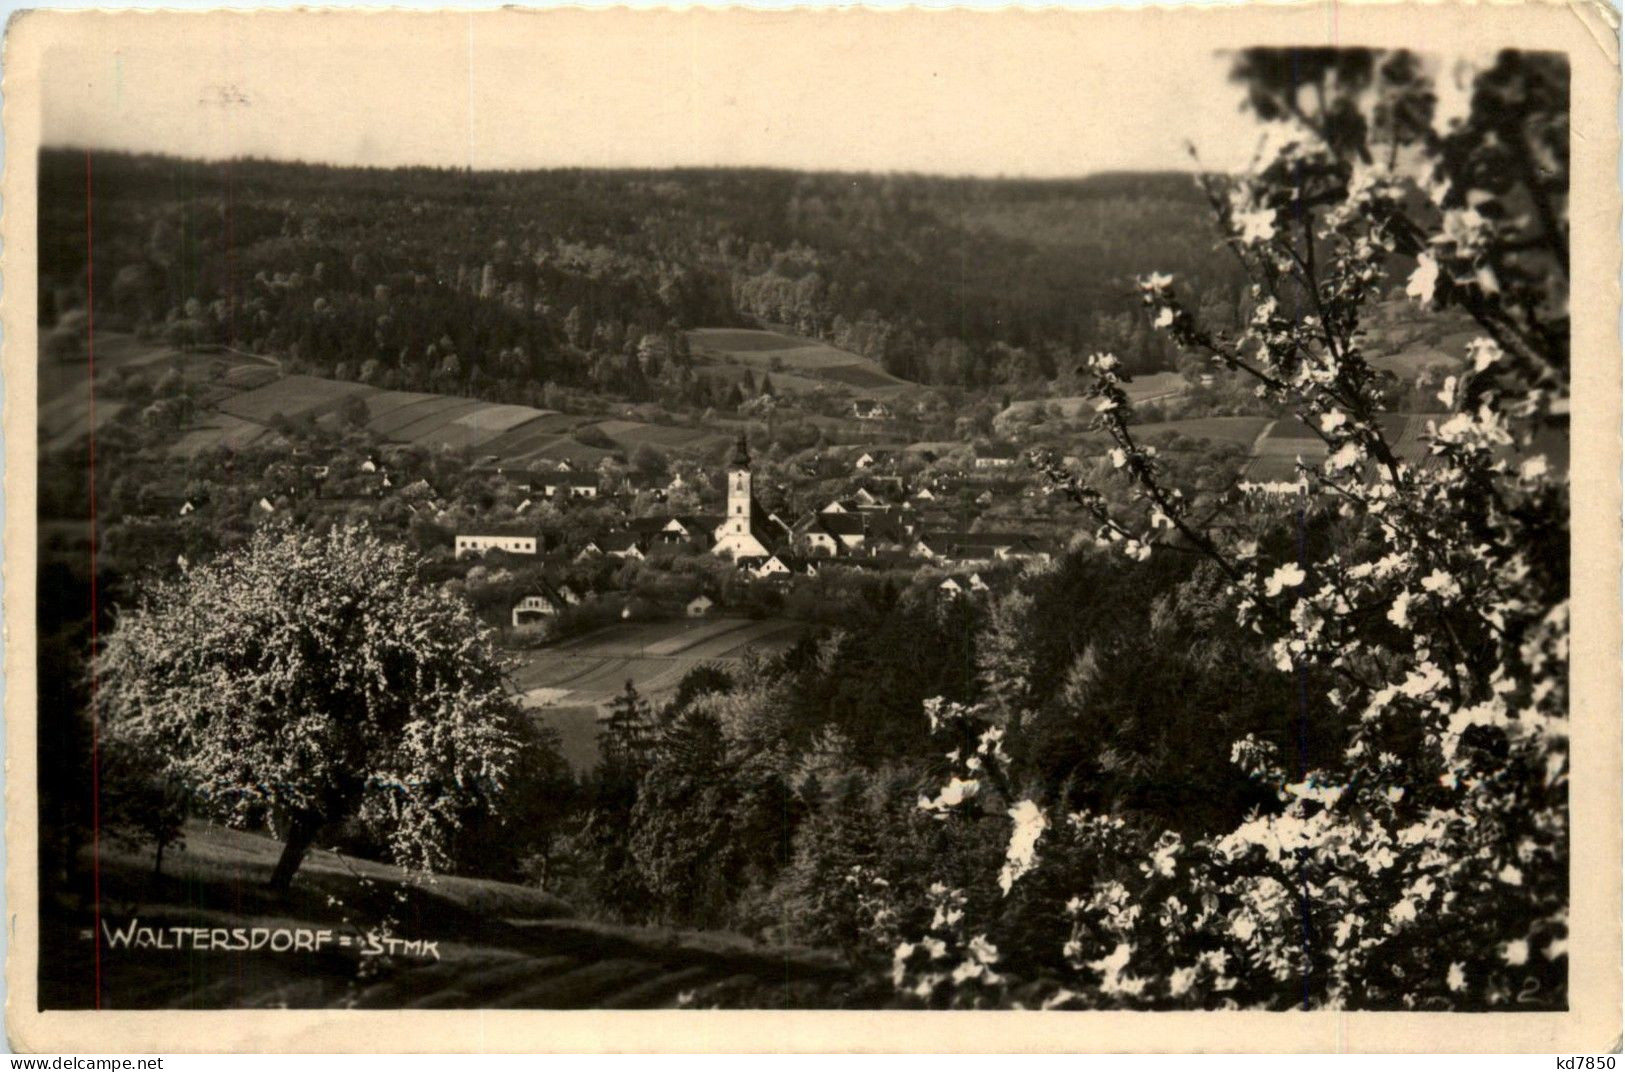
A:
[40,151,1246,401]
[555,537,1319,955]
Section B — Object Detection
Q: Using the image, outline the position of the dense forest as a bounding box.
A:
[40,152,1246,405]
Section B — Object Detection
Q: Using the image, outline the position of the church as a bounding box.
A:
[711,434,782,560]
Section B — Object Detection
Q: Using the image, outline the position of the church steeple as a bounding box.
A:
[713,432,774,560]
[728,432,751,471]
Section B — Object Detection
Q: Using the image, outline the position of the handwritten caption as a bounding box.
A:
[95,918,441,960]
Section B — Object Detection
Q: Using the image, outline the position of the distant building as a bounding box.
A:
[792,514,842,557]
[913,531,1050,566]
[747,553,805,579]
[512,580,570,627]
[974,443,1021,469]
[456,531,539,558]
[600,532,646,560]
[567,480,599,499]
[852,399,893,421]
[686,594,715,617]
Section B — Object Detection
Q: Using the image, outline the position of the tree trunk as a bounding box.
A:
[266,812,321,893]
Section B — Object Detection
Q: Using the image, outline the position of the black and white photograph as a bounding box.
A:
[5,3,1618,1052]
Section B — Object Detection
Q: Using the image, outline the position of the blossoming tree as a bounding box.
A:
[892,48,1570,1009]
[96,523,524,892]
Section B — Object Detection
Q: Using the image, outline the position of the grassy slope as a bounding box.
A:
[687,328,914,398]
[44,821,865,1010]
[516,618,807,769]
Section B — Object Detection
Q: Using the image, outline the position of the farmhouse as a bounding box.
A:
[512,580,571,627]
[974,443,1021,469]
[456,529,540,557]
[792,514,842,556]
[913,531,1051,565]
[852,399,893,421]
[536,479,590,499]
[743,553,812,580]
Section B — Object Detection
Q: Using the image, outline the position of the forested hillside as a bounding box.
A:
[40,152,1245,407]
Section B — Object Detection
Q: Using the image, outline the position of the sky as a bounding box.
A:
[37,9,1268,177]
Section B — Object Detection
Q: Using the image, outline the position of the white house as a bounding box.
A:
[456,533,538,558]
[546,480,599,499]
[512,593,561,627]
[686,594,715,617]
[751,554,793,578]
[852,399,892,421]
[974,444,1020,469]
[939,577,965,596]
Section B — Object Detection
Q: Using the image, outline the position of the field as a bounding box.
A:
[38,333,277,452]
[139,365,733,466]
[1132,416,1271,447]
[997,372,1189,425]
[40,820,853,1009]
[217,374,374,424]
[36,330,742,466]
[687,328,914,398]
[1241,414,1445,482]
[514,617,806,769]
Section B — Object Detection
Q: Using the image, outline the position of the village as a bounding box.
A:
[468,433,1054,628]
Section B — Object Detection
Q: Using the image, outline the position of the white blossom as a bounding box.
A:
[1264,563,1306,596]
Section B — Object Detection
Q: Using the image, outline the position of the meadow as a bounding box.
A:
[687,327,914,397]
[47,338,737,467]
[513,617,806,769]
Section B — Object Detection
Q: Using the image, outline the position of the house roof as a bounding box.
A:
[919,530,1046,554]
[627,516,676,535]
[819,512,866,536]
[681,513,724,533]
[976,443,1022,460]
[600,531,644,553]
[459,524,543,538]
[517,576,569,608]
